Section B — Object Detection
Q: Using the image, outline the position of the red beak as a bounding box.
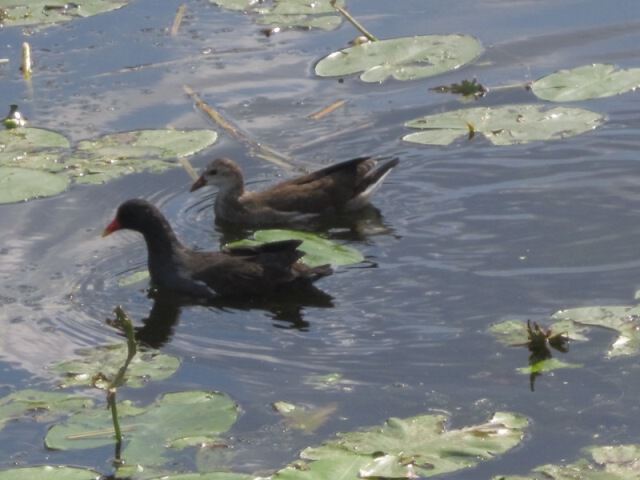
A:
[102,218,121,237]
[190,175,207,192]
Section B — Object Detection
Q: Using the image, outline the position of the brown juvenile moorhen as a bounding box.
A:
[103,199,332,301]
[190,156,399,226]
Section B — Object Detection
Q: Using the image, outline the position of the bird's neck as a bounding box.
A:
[215,177,245,213]
[140,215,183,258]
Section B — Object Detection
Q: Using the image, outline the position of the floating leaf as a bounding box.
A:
[489,319,588,346]
[0,389,93,432]
[493,444,640,480]
[516,358,582,375]
[150,474,254,480]
[209,0,259,11]
[0,466,101,480]
[211,0,343,30]
[0,0,128,27]
[0,127,69,171]
[315,35,483,82]
[274,401,337,433]
[552,305,640,357]
[531,64,640,102]
[0,167,69,204]
[117,269,150,287]
[226,230,364,267]
[275,411,528,479]
[46,391,238,467]
[66,129,217,184]
[404,105,603,146]
[257,13,341,30]
[52,343,180,388]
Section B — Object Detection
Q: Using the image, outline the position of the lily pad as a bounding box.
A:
[0,389,93,432]
[404,105,604,146]
[0,127,69,171]
[150,474,254,480]
[0,167,69,204]
[315,34,483,82]
[0,466,101,480]
[52,343,180,388]
[489,319,588,346]
[493,444,640,480]
[257,13,341,30]
[226,230,364,267]
[209,0,260,11]
[274,401,337,433]
[516,358,582,375]
[531,64,640,102]
[66,129,217,184]
[46,390,238,467]
[211,0,343,30]
[275,411,527,479]
[117,269,150,287]
[0,0,128,28]
[552,305,640,357]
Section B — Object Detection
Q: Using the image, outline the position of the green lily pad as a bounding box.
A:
[315,34,483,82]
[274,401,337,433]
[0,0,128,27]
[552,305,640,357]
[150,474,254,480]
[0,127,69,171]
[404,105,604,146]
[275,411,528,479]
[0,466,101,480]
[52,343,180,388]
[516,358,582,375]
[0,389,94,432]
[0,167,70,204]
[209,0,259,11]
[46,391,238,467]
[531,64,640,102]
[257,13,341,30]
[211,0,343,30]
[66,129,217,184]
[117,269,150,287]
[489,319,588,346]
[493,444,640,480]
[226,230,364,267]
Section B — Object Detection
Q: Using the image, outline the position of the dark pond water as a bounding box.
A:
[2,0,640,477]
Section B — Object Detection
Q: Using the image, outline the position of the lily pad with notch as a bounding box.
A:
[274,411,528,479]
[552,304,640,357]
[404,104,604,146]
[226,229,364,267]
[52,343,180,388]
[45,390,239,468]
[315,34,483,83]
[531,63,640,102]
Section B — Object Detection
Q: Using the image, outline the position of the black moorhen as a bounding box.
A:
[103,199,332,300]
[189,156,399,226]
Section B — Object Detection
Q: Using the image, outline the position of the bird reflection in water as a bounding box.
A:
[135,285,334,349]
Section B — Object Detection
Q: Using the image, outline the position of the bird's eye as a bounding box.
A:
[208,169,217,175]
